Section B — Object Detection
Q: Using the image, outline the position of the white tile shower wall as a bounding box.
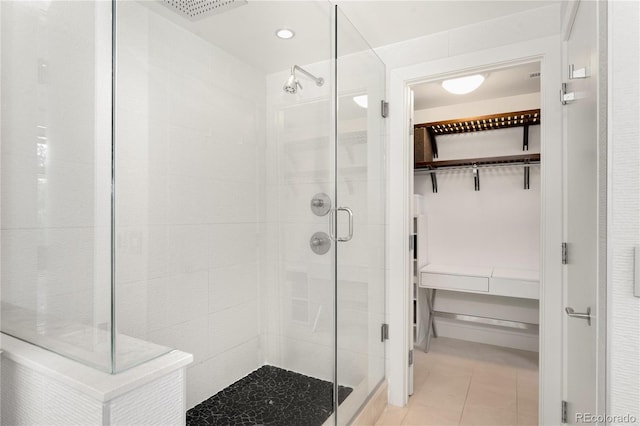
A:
[186,337,261,409]
[116,2,265,405]
[0,0,112,365]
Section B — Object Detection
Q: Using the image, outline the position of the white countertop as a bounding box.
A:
[421,264,539,282]
[492,267,539,282]
[421,264,494,278]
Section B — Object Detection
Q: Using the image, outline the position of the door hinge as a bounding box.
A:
[408,349,414,366]
[562,242,568,264]
[560,83,575,105]
[381,100,389,118]
[562,400,568,423]
[381,323,389,342]
[409,234,415,251]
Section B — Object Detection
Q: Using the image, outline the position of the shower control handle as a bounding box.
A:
[329,207,354,242]
[310,232,331,255]
[310,193,331,216]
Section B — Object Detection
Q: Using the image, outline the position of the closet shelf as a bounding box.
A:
[414,109,542,191]
[414,109,542,168]
[415,109,540,135]
[415,153,540,170]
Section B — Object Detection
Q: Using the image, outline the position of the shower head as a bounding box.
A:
[283,65,324,94]
[161,0,247,21]
[283,74,302,94]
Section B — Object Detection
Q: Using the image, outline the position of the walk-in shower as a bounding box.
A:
[0,1,385,424]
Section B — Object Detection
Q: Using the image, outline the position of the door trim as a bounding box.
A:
[386,36,564,425]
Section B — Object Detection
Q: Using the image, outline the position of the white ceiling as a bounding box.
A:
[412,62,541,110]
[335,1,562,50]
[142,1,564,73]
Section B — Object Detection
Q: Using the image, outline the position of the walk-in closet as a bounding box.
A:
[409,62,541,426]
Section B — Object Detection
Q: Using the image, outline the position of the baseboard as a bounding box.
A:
[430,318,539,352]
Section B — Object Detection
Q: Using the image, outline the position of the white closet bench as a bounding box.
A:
[418,264,540,351]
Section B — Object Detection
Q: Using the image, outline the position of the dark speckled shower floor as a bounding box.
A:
[186,365,353,426]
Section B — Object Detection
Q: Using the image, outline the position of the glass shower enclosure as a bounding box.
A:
[1,1,385,423]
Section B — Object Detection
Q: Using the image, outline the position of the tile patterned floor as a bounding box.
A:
[186,365,352,426]
[375,337,539,426]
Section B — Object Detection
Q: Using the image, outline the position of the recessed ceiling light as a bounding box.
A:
[353,95,368,108]
[276,29,295,39]
[442,74,485,95]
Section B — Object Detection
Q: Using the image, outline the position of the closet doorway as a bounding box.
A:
[386,32,567,425]
[408,62,542,425]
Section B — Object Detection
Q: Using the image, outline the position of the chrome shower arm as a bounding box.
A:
[292,65,324,86]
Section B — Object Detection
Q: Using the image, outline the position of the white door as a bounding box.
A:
[563,0,602,423]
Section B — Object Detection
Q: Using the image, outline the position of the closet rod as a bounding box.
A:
[414,160,540,174]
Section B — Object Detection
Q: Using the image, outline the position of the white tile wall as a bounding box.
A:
[115,0,266,397]
[209,263,258,312]
[186,337,261,409]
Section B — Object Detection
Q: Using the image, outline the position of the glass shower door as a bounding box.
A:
[334,6,386,424]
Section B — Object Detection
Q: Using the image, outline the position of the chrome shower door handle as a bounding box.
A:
[565,306,591,326]
[329,207,354,242]
[339,207,354,242]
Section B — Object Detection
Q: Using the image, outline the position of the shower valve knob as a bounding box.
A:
[310,232,331,255]
[310,193,331,216]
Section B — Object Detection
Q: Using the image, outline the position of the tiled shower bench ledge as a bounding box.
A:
[1,333,192,425]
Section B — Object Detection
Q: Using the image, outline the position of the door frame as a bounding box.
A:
[386,36,565,424]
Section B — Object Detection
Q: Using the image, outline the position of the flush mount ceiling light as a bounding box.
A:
[442,74,485,95]
[353,95,368,108]
[276,28,295,39]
